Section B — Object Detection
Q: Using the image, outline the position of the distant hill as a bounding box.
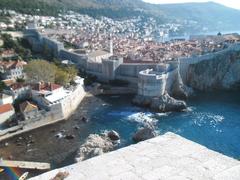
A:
[1,0,240,32]
[157,2,240,31]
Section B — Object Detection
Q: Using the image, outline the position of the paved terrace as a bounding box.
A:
[31,133,240,180]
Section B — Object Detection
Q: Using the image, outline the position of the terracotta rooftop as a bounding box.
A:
[10,83,29,90]
[0,60,27,70]
[2,79,15,87]
[31,82,62,92]
[0,103,14,114]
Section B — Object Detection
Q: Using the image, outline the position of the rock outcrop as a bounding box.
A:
[132,93,187,112]
[171,70,194,99]
[187,49,240,91]
[133,124,157,142]
[75,131,120,162]
[107,130,120,141]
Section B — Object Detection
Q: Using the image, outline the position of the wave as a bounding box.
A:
[107,107,169,125]
[193,112,224,128]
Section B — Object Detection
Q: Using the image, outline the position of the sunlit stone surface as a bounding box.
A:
[30,132,240,180]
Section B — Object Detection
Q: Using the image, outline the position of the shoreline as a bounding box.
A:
[0,84,86,142]
[0,94,102,179]
[0,93,136,179]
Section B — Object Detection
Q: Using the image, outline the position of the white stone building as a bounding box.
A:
[0,93,13,105]
[4,83,31,100]
[0,60,27,80]
[88,50,113,63]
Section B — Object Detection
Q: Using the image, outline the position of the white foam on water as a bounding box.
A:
[108,107,171,124]
[127,112,158,124]
[193,112,224,127]
[155,112,170,117]
[185,106,196,112]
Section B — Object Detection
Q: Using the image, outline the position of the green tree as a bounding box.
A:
[25,60,78,86]
[0,81,6,92]
[63,65,78,83]
[1,33,16,49]
[24,60,56,83]
[55,68,69,86]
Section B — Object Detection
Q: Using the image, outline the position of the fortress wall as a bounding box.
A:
[59,50,87,68]
[87,62,103,74]
[179,43,240,83]
[102,57,123,81]
[166,68,178,94]
[165,61,180,94]
[115,75,138,84]
[42,36,64,57]
[138,69,167,97]
[60,84,86,119]
[117,64,157,78]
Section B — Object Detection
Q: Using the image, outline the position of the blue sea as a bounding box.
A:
[87,91,240,160]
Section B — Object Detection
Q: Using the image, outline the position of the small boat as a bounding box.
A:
[19,172,29,180]
[0,168,4,173]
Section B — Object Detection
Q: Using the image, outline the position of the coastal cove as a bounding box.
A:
[0,91,240,179]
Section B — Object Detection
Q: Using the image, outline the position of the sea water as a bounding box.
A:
[88,91,240,160]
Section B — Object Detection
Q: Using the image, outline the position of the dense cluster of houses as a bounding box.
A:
[0,60,26,124]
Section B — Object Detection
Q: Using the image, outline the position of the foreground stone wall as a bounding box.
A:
[30,132,240,180]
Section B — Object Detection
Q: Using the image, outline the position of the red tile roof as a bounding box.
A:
[31,82,62,92]
[0,60,27,70]
[0,103,14,114]
[10,83,29,90]
[2,79,15,86]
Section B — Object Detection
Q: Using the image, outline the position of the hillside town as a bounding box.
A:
[0,0,240,179]
[1,8,240,131]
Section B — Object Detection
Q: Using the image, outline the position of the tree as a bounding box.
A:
[24,60,56,83]
[24,60,78,86]
[0,81,6,92]
[1,33,16,49]
[55,68,69,86]
[63,65,78,83]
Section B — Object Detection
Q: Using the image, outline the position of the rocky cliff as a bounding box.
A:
[187,49,240,91]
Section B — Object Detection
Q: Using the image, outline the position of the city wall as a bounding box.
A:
[137,61,180,97]
[179,43,240,84]
[59,49,88,68]
[24,29,191,95]
[25,29,240,90]
[24,29,166,85]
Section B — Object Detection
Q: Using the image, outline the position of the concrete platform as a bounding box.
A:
[30,132,240,180]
